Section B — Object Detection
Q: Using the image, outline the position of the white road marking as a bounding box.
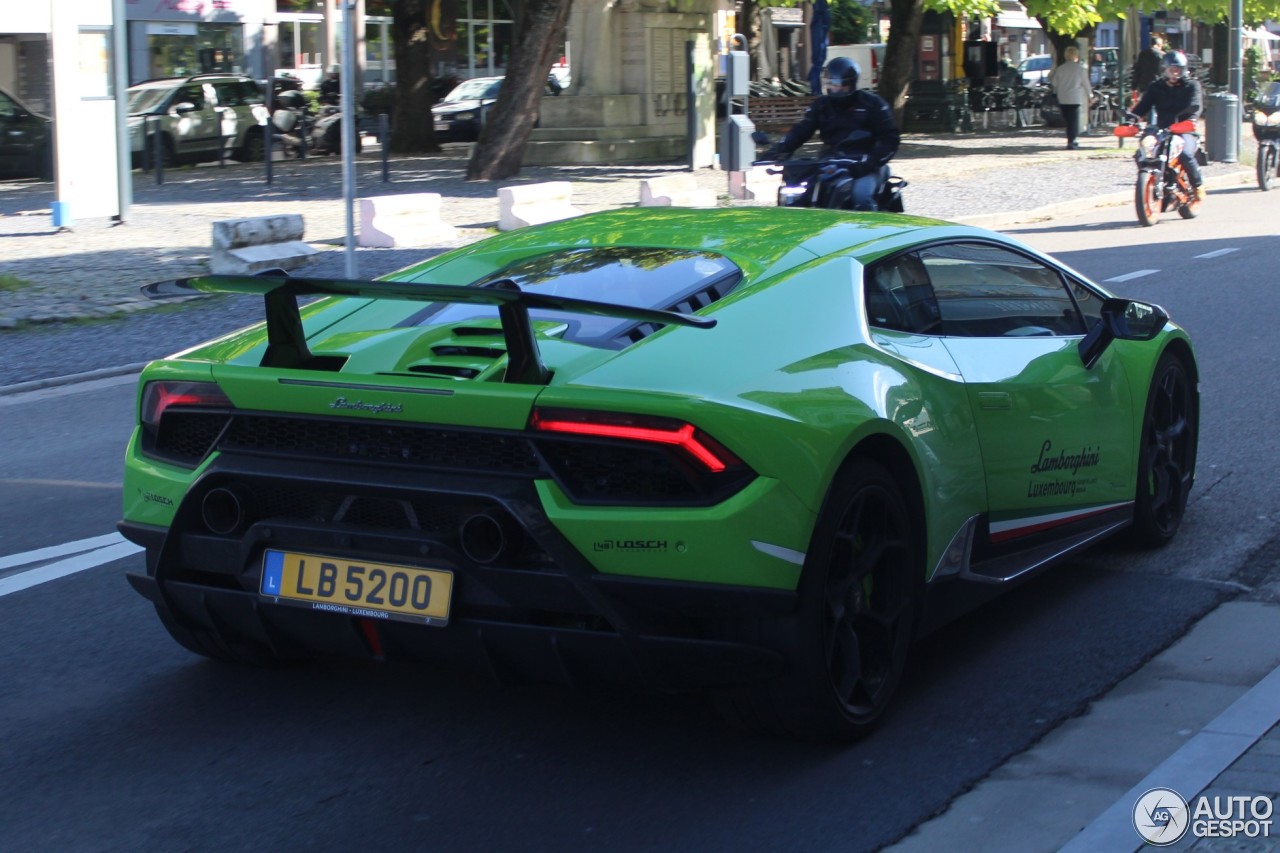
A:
[0,540,143,598]
[0,532,129,572]
[1104,269,1160,283]
[1194,248,1238,259]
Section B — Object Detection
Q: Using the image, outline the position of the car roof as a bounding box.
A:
[130,74,254,88]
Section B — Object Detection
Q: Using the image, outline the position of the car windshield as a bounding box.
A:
[402,247,742,347]
[128,84,177,114]
[442,78,501,102]
[1264,82,1280,106]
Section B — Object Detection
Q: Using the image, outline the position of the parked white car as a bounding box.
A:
[1018,54,1054,86]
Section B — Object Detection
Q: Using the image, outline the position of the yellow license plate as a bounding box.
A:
[260,550,452,626]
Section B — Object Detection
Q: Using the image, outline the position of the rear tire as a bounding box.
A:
[1135,171,1160,226]
[1126,351,1197,548]
[718,458,920,742]
[1258,144,1276,191]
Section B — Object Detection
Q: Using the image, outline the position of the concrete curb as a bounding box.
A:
[0,362,147,397]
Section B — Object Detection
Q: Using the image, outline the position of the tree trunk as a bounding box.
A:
[878,0,926,127]
[389,0,441,154]
[466,0,574,181]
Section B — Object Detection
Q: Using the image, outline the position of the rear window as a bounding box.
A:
[402,247,742,348]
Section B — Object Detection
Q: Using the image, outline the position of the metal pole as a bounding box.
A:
[265,117,274,185]
[1230,0,1244,159]
[151,117,164,185]
[112,0,131,223]
[379,112,389,182]
[686,40,696,170]
[341,0,357,278]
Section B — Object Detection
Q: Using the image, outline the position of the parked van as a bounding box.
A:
[823,43,887,90]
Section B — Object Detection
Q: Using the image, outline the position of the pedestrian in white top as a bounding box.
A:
[1050,46,1093,149]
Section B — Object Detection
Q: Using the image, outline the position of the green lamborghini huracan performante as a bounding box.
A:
[119,208,1198,741]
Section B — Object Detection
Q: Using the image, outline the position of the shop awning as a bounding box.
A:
[995,12,1042,30]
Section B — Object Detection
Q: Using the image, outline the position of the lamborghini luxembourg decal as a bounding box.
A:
[1027,439,1102,499]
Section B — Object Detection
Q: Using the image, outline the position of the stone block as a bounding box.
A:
[497,181,584,231]
[638,174,718,208]
[210,214,317,275]
[358,193,456,248]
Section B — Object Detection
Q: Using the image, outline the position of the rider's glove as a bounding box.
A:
[849,159,876,178]
[761,147,790,162]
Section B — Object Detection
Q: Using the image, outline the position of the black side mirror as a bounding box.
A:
[1078,297,1169,369]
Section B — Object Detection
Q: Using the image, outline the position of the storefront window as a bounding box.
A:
[145,24,242,79]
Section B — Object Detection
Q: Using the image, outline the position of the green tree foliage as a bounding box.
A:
[831,0,872,44]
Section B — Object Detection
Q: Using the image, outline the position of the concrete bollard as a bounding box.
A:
[210,214,318,275]
[497,181,584,231]
[358,193,456,248]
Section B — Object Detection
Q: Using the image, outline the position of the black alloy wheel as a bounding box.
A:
[717,458,920,742]
[819,461,918,728]
[1127,352,1198,548]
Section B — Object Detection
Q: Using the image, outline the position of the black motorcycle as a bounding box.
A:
[271,91,362,158]
[1253,86,1280,190]
[752,131,907,212]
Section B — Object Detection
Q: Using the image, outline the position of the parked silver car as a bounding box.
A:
[127,74,269,167]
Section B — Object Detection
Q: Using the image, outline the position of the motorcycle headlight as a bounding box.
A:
[1139,135,1160,159]
[452,111,475,121]
[1267,111,1280,127]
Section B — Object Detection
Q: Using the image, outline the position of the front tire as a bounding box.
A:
[1136,171,1161,226]
[718,458,920,741]
[236,128,265,162]
[1259,144,1276,191]
[1126,351,1198,548]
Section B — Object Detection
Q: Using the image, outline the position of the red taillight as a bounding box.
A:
[530,408,741,473]
[141,380,233,428]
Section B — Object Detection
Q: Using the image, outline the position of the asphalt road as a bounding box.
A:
[0,191,1276,850]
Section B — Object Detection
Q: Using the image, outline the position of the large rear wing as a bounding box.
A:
[144,273,716,385]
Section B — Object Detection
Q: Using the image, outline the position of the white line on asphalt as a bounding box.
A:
[1194,248,1239,259]
[0,541,143,598]
[0,532,129,572]
[1104,269,1160,283]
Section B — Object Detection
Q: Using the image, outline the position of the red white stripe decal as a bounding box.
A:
[989,502,1132,543]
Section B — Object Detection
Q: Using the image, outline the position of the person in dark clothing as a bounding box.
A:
[1131,37,1164,98]
[762,56,901,210]
[319,70,340,104]
[1131,50,1205,197]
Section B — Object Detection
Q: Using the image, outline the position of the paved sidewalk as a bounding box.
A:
[0,126,1273,852]
[0,126,1251,328]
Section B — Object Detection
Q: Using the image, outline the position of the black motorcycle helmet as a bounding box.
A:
[1162,50,1188,84]
[823,57,861,107]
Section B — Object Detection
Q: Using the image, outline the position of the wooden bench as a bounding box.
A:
[746,96,815,134]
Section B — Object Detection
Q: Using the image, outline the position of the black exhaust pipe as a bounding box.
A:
[201,486,252,536]
[459,513,517,564]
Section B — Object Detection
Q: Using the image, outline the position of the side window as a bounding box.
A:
[864,252,943,335]
[0,92,16,118]
[213,82,241,107]
[918,242,1088,337]
[1067,278,1105,329]
[177,85,206,109]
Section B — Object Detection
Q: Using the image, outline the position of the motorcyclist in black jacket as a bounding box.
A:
[762,56,901,211]
[1131,51,1204,198]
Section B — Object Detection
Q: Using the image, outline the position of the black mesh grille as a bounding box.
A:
[153,411,231,464]
[218,415,543,474]
[210,480,554,568]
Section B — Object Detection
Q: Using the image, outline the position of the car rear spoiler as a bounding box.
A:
[143,272,716,384]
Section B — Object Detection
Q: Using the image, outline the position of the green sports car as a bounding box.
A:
[119,208,1198,741]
